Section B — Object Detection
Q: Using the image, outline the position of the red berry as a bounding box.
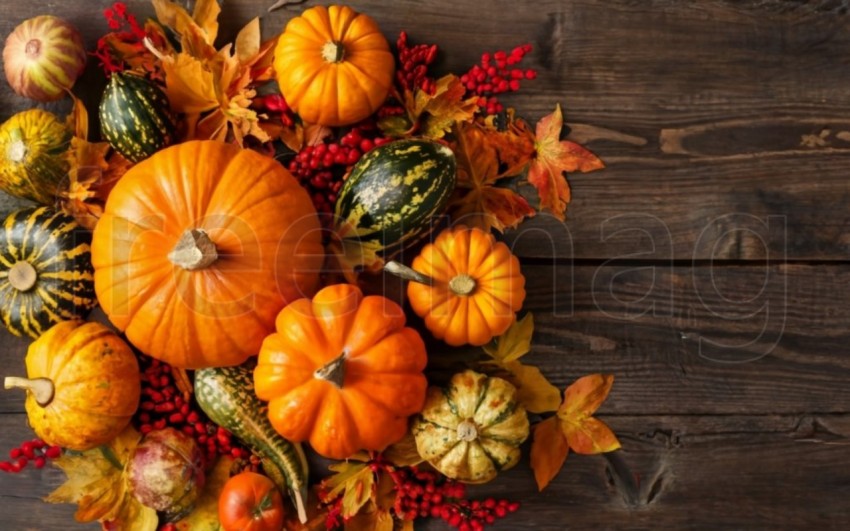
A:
[9,448,21,459]
[45,446,62,459]
[34,457,46,469]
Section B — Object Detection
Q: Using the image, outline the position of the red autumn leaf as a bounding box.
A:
[557,374,621,455]
[481,110,536,177]
[450,122,536,231]
[528,104,604,220]
[530,416,569,491]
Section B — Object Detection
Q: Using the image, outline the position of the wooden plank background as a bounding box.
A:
[2,0,850,529]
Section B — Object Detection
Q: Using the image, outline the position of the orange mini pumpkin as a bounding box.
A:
[254,283,428,460]
[387,226,526,346]
[92,141,324,369]
[274,5,394,127]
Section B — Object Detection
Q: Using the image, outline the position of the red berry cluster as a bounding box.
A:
[396,31,439,94]
[0,439,62,474]
[288,124,390,220]
[252,94,296,128]
[94,2,147,75]
[134,355,249,465]
[389,465,519,530]
[461,45,537,115]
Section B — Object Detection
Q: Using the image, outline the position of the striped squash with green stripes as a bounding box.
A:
[99,72,176,163]
[0,109,71,205]
[0,206,95,338]
[334,138,457,254]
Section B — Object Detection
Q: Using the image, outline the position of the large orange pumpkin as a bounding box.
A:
[92,140,324,369]
[254,283,428,459]
[274,5,394,127]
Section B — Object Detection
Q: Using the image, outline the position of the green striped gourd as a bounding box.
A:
[99,72,176,162]
[0,109,71,204]
[0,206,95,338]
[334,138,456,255]
[194,365,309,523]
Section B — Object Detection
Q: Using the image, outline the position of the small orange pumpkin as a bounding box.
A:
[254,283,428,460]
[92,140,324,369]
[3,320,141,451]
[387,226,526,346]
[274,5,394,127]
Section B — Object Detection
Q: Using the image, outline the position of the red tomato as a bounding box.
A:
[218,472,286,531]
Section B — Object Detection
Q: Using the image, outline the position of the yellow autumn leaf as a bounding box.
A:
[321,461,374,519]
[235,18,261,64]
[501,360,562,413]
[174,456,235,530]
[557,374,621,455]
[415,74,478,139]
[161,53,219,114]
[483,313,534,362]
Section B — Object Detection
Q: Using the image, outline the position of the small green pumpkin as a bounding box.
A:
[99,72,177,163]
[0,206,96,338]
[413,370,530,483]
[0,109,71,204]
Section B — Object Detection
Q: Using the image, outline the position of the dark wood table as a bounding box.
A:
[2,0,850,529]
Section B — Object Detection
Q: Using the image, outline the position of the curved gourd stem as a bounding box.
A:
[321,41,345,63]
[315,352,346,388]
[168,229,218,270]
[384,260,434,286]
[4,376,54,407]
[8,261,37,291]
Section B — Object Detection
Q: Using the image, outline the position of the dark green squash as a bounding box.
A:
[0,206,96,338]
[99,72,176,163]
[334,138,457,254]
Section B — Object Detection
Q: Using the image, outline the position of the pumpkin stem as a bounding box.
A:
[8,261,37,291]
[449,274,477,296]
[315,352,346,388]
[7,139,27,163]
[384,260,434,286]
[169,229,218,270]
[321,41,345,63]
[457,419,479,442]
[4,376,54,407]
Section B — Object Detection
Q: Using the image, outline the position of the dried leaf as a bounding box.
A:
[67,95,88,139]
[481,110,536,177]
[192,0,221,44]
[450,122,535,232]
[46,426,157,530]
[482,313,534,362]
[528,104,604,220]
[345,507,394,531]
[381,432,424,468]
[530,417,569,491]
[416,75,478,139]
[174,456,235,530]
[501,360,562,413]
[321,461,373,519]
[235,18,261,64]
[161,53,219,114]
[557,374,621,454]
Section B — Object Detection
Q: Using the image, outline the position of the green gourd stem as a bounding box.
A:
[384,260,434,286]
[4,376,54,406]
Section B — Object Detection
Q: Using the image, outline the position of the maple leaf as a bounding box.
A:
[481,109,536,177]
[450,121,536,231]
[46,426,157,530]
[174,456,235,530]
[530,416,569,491]
[528,374,620,491]
[320,461,374,519]
[480,314,561,413]
[380,75,478,139]
[558,374,621,455]
[528,104,604,220]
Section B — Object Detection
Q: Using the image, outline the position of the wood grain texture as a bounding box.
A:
[0,0,848,529]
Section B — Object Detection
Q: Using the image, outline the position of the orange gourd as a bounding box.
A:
[3,320,141,451]
[274,5,394,127]
[254,283,428,460]
[92,140,324,369]
[387,226,526,346]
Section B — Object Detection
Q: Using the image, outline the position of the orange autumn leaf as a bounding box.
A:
[481,110,536,177]
[451,122,535,231]
[557,374,621,455]
[528,104,604,220]
[530,416,569,491]
[320,461,374,519]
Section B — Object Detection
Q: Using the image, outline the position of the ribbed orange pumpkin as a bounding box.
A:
[254,283,428,460]
[92,140,324,369]
[390,226,526,346]
[274,5,394,127]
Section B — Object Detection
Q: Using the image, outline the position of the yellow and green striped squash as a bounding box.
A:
[2,15,86,102]
[0,206,96,338]
[99,72,177,163]
[334,138,457,254]
[0,109,72,205]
